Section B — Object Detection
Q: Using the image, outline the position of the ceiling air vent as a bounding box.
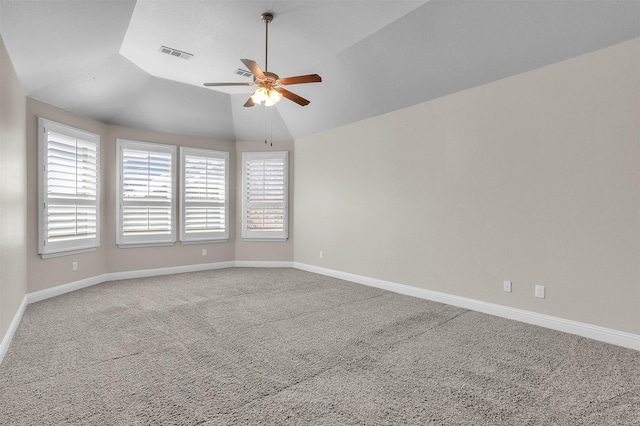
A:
[159,45,193,60]
[234,69,253,78]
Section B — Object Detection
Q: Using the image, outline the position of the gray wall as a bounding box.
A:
[294,38,640,334]
[0,35,27,340]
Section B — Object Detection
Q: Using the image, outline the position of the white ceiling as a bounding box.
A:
[1,1,638,142]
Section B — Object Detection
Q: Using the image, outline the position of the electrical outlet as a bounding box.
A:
[72,261,78,272]
[319,251,324,259]
[202,249,208,256]
[503,280,512,292]
[535,285,545,299]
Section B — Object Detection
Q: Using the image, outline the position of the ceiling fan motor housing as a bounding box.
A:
[259,71,280,87]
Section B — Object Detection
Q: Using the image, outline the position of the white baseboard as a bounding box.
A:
[235,261,294,268]
[27,274,109,304]
[0,296,27,365]
[105,261,237,282]
[2,260,637,367]
[294,262,640,351]
[106,261,291,281]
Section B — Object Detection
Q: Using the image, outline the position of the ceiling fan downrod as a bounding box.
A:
[262,13,273,72]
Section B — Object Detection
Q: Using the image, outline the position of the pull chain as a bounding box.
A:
[263,105,273,146]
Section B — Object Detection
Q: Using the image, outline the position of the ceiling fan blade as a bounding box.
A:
[241,59,266,80]
[243,97,256,107]
[279,74,322,85]
[277,88,310,106]
[204,82,254,87]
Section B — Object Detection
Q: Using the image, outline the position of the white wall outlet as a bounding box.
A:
[319,251,324,259]
[535,285,545,299]
[72,261,78,272]
[503,280,512,292]
[202,249,208,256]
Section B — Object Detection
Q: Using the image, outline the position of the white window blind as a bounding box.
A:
[117,139,176,247]
[38,118,100,257]
[242,151,288,241]
[180,147,229,243]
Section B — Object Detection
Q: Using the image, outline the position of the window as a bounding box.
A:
[38,118,100,258]
[117,139,176,247]
[180,147,229,243]
[242,151,288,241]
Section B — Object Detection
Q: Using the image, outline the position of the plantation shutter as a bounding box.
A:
[242,151,288,240]
[117,140,176,246]
[38,118,100,257]
[181,148,229,242]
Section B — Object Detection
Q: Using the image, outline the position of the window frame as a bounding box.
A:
[241,151,289,241]
[38,117,100,258]
[116,139,177,248]
[180,147,229,244]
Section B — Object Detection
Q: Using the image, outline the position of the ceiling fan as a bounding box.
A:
[203,12,322,107]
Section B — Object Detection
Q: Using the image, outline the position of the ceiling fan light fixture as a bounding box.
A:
[250,87,282,106]
[267,88,282,105]
[250,87,268,103]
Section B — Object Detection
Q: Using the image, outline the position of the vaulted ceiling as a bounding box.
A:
[1,1,638,143]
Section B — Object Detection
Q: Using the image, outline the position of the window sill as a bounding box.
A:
[40,247,98,259]
[180,239,229,245]
[242,238,288,242]
[117,242,176,249]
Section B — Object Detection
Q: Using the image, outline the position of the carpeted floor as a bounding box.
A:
[0,268,638,425]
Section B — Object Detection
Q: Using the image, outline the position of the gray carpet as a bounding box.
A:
[0,268,638,425]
